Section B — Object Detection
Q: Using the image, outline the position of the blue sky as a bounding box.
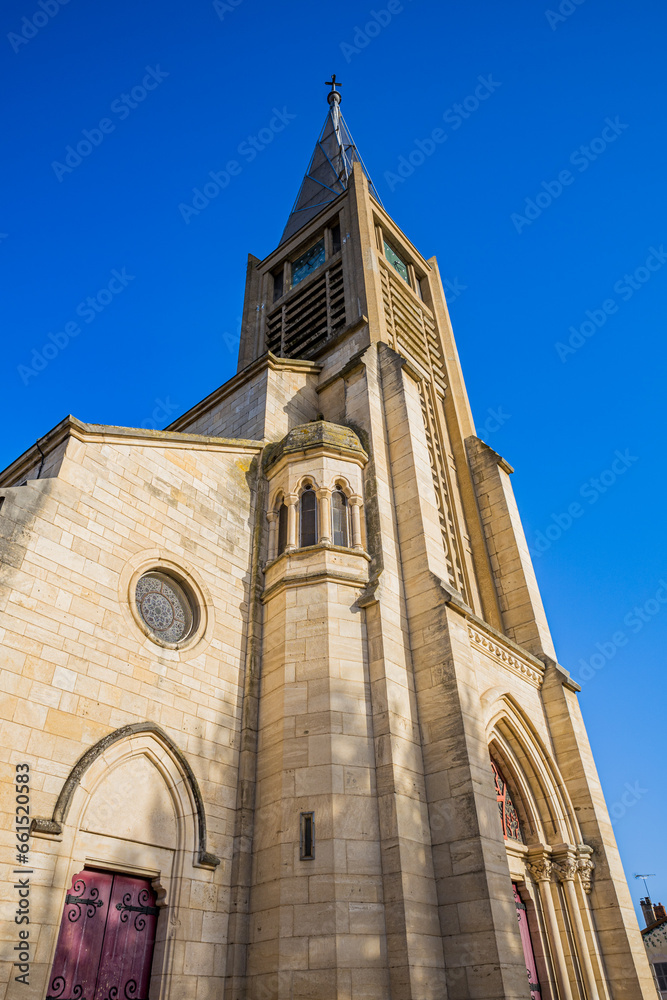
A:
[3,0,666,919]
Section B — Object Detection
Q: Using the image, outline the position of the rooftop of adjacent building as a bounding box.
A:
[641,897,667,935]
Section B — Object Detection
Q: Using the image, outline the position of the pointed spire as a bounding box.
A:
[279,76,381,245]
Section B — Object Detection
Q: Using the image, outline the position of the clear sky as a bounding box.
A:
[3,0,666,920]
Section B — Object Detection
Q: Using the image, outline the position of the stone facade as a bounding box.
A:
[0,103,656,1000]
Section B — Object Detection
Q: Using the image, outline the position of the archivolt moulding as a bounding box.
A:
[30,721,220,869]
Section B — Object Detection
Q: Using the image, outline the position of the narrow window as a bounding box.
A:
[300,486,317,547]
[300,812,315,860]
[273,268,284,302]
[331,222,341,255]
[331,490,348,547]
[383,239,410,283]
[277,501,288,555]
[0,496,4,514]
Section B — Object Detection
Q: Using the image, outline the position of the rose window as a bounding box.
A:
[135,573,194,644]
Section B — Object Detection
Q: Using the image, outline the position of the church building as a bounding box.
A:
[0,80,656,1000]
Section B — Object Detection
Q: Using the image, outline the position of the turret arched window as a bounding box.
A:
[300,485,317,547]
[331,490,349,547]
[277,501,288,556]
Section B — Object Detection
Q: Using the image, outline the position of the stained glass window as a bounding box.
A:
[292,239,325,287]
[136,572,194,644]
[300,486,317,547]
[491,758,524,843]
[331,490,348,547]
[383,239,410,283]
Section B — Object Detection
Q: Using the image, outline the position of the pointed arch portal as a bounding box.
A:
[31,721,219,869]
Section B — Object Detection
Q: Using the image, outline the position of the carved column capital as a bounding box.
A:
[576,845,595,894]
[348,495,362,507]
[553,857,579,883]
[527,857,554,883]
[266,511,279,524]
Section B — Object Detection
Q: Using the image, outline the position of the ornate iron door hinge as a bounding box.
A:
[66,894,103,908]
[46,978,85,1000]
[115,901,159,917]
[101,982,148,1000]
[65,887,104,920]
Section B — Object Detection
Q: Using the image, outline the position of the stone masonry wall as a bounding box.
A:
[0,430,261,1000]
[169,365,319,443]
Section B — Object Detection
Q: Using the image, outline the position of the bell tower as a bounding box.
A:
[223,81,655,1000]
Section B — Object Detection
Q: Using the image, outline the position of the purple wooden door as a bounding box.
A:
[513,883,542,1000]
[47,871,158,1000]
[94,876,158,1000]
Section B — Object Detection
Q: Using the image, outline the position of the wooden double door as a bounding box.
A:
[47,870,159,1000]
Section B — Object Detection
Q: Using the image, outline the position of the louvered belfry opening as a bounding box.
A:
[266,221,346,360]
[267,258,345,359]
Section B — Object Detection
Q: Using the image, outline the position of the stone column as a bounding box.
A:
[527,854,574,1000]
[267,511,279,562]
[286,494,298,552]
[555,854,600,1000]
[349,496,363,550]
[316,487,332,545]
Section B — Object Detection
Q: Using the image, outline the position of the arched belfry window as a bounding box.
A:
[300,485,317,547]
[277,500,288,556]
[491,758,524,843]
[331,489,349,547]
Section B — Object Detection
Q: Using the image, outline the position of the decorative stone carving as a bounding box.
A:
[577,847,595,894]
[527,857,553,883]
[468,626,544,687]
[553,857,579,883]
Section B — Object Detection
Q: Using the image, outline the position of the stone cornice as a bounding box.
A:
[0,414,263,487]
[434,575,581,692]
[262,545,370,603]
[467,624,544,688]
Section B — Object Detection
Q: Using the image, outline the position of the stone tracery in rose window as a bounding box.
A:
[491,758,524,843]
[135,572,194,644]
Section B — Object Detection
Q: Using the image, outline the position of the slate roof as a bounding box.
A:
[280,96,381,245]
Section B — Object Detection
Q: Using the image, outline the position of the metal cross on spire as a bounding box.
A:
[325,74,342,98]
[325,73,342,138]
